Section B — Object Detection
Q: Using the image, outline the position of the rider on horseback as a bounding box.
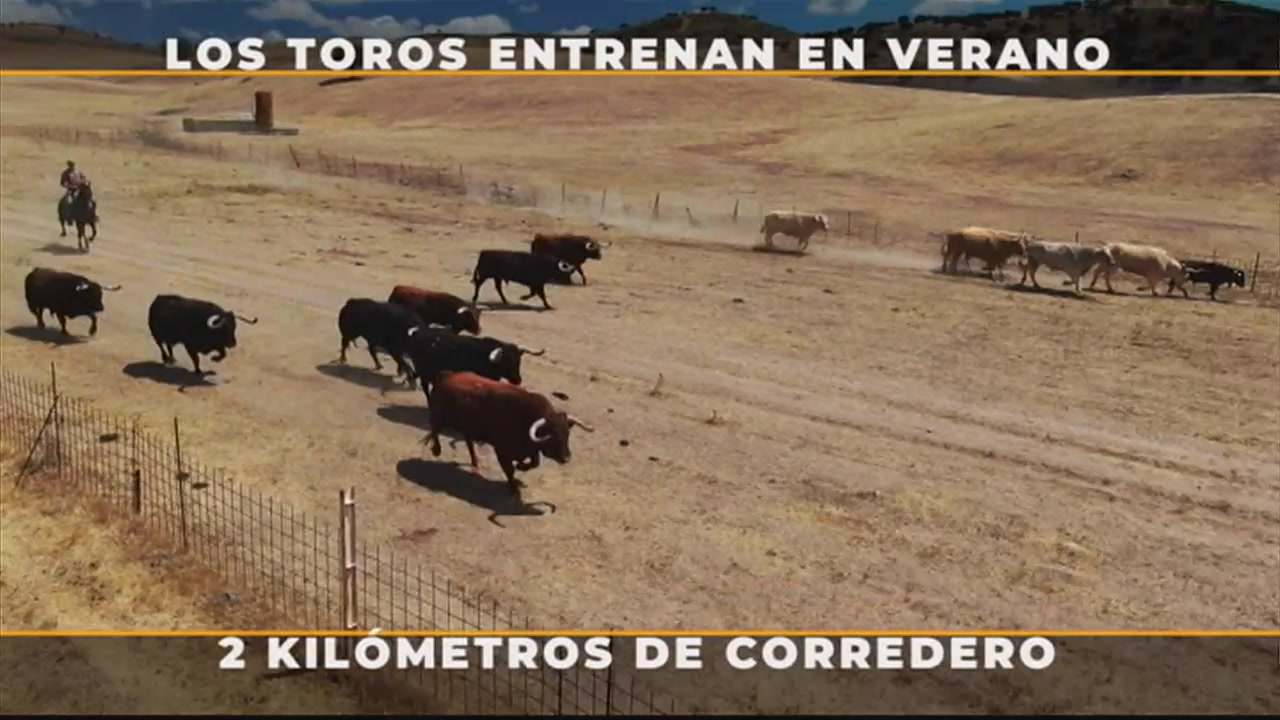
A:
[60,160,86,200]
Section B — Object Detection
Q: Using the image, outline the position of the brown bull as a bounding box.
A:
[939,227,1028,279]
[388,285,481,335]
[425,371,594,497]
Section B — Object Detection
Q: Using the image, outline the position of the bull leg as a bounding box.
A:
[534,286,553,310]
[338,335,352,363]
[391,353,415,388]
[185,346,205,374]
[494,451,524,497]
[366,344,384,371]
[576,266,587,285]
[55,314,69,336]
[426,426,443,458]
[1028,264,1042,289]
[87,222,97,242]
[156,340,172,364]
[763,231,773,249]
[1209,282,1221,301]
[1149,274,1161,297]
[31,307,45,329]
[493,280,510,305]
[87,313,98,337]
[1087,265,1104,291]
[464,439,480,471]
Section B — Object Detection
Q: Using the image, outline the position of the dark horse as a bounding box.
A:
[57,183,98,252]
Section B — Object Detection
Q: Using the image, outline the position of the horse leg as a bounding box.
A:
[87,222,97,243]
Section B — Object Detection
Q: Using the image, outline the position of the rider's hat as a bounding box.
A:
[66,160,75,166]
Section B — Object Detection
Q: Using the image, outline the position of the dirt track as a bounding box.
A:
[1,77,1277,632]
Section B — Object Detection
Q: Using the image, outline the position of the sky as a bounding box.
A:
[2,0,1278,44]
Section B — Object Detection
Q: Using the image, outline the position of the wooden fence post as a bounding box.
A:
[173,417,189,551]
[651,192,661,220]
[732,198,739,224]
[339,488,358,655]
[561,182,567,208]
[458,164,466,189]
[1249,253,1261,293]
[351,156,358,177]
[600,188,608,214]
[50,362,62,476]
[287,145,301,169]
[846,210,852,239]
[1074,231,1080,244]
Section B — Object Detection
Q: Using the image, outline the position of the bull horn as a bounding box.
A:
[207,314,226,329]
[585,240,598,250]
[407,326,421,337]
[75,282,89,291]
[489,347,503,362]
[102,284,122,292]
[528,417,550,443]
[568,415,595,433]
[456,306,470,315]
[234,313,258,325]
[519,346,546,357]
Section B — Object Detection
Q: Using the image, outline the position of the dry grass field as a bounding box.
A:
[0,449,413,714]
[0,69,1277,640]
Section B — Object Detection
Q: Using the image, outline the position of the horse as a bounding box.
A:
[58,182,98,252]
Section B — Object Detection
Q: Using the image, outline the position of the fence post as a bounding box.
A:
[1211,248,1217,261]
[288,145,301,169]
[600,188,608,214]
[1249,252,1260,293]
[339,488,358,656]
[50,362,62,476]
[732,198,739,224]
[846,210,852,239]
[173,417,189,551]
[130,420,142,515]
[561,181,567,209]
[351,156,358,177]
[651,192,660,220]
[458,164,466,189]
[1074,230,1080,244]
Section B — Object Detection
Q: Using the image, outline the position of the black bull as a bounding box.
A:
[529,234,608,285]
[24,267,122,336]
[336,298,423,384]
[405,326,546,406]
[1171,260,1247,300]
[148,294,258,374]
[472,250,576,309]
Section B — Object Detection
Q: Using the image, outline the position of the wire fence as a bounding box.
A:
[9,122,1279,303]
[0,363,680,716]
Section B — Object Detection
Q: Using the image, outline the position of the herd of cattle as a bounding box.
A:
[20,233,605,498]
[937,225,1248,299]
[16,211,1251,500]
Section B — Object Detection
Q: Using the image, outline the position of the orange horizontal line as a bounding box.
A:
[1,630,1276,638]
[0,69,1277,78]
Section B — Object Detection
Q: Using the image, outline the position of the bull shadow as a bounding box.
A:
[1002,283,1096,301]
[474,300,551,313]
[35,242,86,256]
[4,326,86,346]
[750,244,809,257]
[396,458,556,528]
[121,361,216,389]
[315,361,413,393]
[375,404,470,443]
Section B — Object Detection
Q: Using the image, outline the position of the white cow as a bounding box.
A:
[1089,242,1190,297]
[1019,240,1114,294]
[759,211,829,251]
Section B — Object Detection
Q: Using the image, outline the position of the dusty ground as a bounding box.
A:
[0,75,1276,636]
[0,449,413,714]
